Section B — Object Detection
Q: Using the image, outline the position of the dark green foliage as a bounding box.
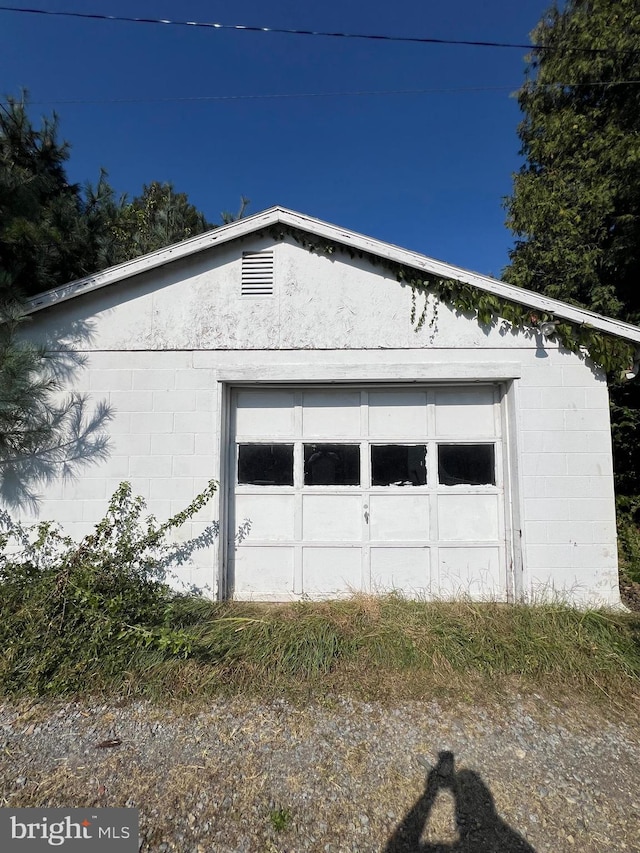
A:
[616,495,640,584]
[0,95,93,299]
[107,181,214,266]
[220,195,251,226]
[269,808,293,833]
[0,92,244,499]
[504,0,640,323]
[0,96,116,501]
[0,481,217,694]
[503,1,640,499]
[0,94,228,299]
[610,383,640,496]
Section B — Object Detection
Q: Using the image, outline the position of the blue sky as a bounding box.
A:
[1,1,553,277]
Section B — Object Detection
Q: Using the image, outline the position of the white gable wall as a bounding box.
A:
[14,236,619,607]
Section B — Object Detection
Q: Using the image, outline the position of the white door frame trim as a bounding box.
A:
[216,362,522,384]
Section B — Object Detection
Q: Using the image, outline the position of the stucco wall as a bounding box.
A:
[11,236,619,607]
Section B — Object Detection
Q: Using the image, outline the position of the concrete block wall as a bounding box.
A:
[11,341,621,607]
[10,236,622,607]
[19,350,220,595]
[518,354,619,606]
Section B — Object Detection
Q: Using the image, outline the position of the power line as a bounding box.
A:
[0,5,636,55]
[26,79,640,107]
[29,86,518,105]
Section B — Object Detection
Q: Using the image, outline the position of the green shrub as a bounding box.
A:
[0,480,217,694]
[617,495,640,584]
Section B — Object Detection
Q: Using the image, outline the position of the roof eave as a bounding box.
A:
[23,205,640,346]
[25,206,289,314]
[275,210,640,346]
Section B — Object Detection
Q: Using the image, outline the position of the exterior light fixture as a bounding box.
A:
[539,320,558,338]
[622,349,640,381]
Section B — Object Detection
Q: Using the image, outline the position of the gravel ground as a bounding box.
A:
[1,692,639,852]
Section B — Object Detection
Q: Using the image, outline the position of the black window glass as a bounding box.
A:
[438,444,495,486]
[371,445,427,486]
[304,444,360,486]
[238,444,293,485]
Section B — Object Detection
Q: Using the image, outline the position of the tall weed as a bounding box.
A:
[0,481,217,693]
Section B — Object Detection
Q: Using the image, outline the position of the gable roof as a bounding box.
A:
[25,205,640,346]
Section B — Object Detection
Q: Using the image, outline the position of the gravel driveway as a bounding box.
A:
[1,692,638,852]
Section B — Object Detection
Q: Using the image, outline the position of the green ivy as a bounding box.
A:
[264,224,635,374]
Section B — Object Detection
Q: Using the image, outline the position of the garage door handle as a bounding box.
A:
[364,508,369,524]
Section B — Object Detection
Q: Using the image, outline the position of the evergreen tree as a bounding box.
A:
[0,94,234,294]
[504,0,640,493]
[0,95,92,299]
[0,95,113,507]
[0,93,244,504]
[0,296,112,508]
[109,181,214,265]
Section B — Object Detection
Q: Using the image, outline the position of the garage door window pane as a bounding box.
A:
[304,444,360,485]
[438,444,495,486]
[238,444,294,485]
[371,445,427,486]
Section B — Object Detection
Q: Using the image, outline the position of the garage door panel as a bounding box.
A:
[368,390,427,437]
[438,547,501,599]
[235,390,295,437]
[438,494,500,541]
[370,495,429,541]
[370,547,431,594]
[302,390,361,437]
[234,547,294,596]
[435,387,496,437]
[235,494,295,541]
[302,547,361,595]
[231,385,507,601]
[302,494,361,541]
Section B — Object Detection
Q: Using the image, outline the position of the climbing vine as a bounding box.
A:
[261,224,635,375]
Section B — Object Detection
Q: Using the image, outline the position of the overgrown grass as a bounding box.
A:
[2,583,639,702]
[189,596,640,700]
[1,482,638,705]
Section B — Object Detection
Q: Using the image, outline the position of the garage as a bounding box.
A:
[15,206,627,607]
[229,385,508,600]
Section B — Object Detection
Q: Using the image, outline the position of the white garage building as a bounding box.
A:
[16,207,640,607]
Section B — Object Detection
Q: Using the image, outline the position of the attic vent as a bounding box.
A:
[241,250,274,296]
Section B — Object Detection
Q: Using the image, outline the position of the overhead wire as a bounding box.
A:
[4,5,638,107]
[25,79,640,107]
[0,5,638,55]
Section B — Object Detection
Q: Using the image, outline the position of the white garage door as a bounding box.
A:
[228,386,507,600]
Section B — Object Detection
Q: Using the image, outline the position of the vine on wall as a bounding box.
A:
[262,224,635,375]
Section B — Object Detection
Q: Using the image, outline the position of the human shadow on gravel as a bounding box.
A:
[385,751,536,853]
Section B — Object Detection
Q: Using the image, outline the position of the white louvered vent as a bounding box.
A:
[241,250,275,296]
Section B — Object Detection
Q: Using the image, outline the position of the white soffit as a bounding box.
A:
[24,206,640,346]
